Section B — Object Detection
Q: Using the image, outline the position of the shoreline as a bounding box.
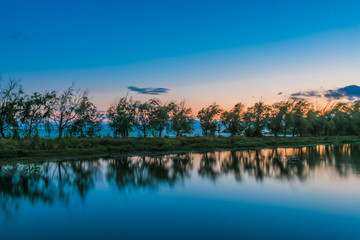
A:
[1,136,359,165]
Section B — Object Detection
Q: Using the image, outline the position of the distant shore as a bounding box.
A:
[0,136,359,164]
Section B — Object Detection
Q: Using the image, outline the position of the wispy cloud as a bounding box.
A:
[9,33,30,41]
[286,85,360,102]
[128,86,169,95]
[289,90,322,101]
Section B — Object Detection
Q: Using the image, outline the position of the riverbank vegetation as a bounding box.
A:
[0,136,359,161]
[1,79,360,140]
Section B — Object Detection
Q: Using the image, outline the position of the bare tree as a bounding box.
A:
[0,78,24,137]
[50,84,88,138]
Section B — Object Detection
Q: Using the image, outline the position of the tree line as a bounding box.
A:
[1,79,360,138]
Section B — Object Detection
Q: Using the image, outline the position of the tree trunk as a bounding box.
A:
[143,127,147,138]
[28,125,32,138]
[58,127,63,138]
[0,124,5,137]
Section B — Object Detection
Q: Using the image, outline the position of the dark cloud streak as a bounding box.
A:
[128,86,169,95]
[286,85,360,102]
[289,90,322,101]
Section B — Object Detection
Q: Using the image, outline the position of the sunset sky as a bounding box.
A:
[1,0,359,112]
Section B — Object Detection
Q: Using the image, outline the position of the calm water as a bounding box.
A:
[1,144,360,239]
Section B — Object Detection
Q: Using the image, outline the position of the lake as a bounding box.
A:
[1,144,360,239]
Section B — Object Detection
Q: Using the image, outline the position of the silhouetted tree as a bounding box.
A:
[198,103,222,136]
[267,101,290,137]
[70,95,103,137]
[107,96,136,137]
[50,84,88,138]
[21,91,56,137]
[134,100,152,137]
[243,101,270,137]
[0,79,24,137]
[221,102,245,136]
[288,100,310,136]
[148,98,174,137]
[171,101,194,137]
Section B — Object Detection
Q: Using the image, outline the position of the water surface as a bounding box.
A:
[1,144,360,239]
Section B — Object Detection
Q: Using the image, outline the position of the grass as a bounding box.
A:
[0,135,360,163]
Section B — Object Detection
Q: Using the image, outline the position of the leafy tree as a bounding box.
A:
[171,101,194,137]
[134,101,152,137]
[349,102,360,135]
[21,91,56,137]
[282,101,295,137]
[305,110,327,136]
[70,96,103,137]
[0,79,24,137]
[197,103,222,136]
[148,98,174,137]
[267,101,292,137]
[221,102,244,136]
[243,101,270,137]
[330,102,351,135]
[288,100,310,136]
[107,96,136,137]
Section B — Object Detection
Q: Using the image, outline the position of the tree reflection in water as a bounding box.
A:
[106,154,192,192]
[1,144,360,219]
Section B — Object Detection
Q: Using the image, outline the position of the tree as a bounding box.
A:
[107,96,136,137]
[134,101,152,138]
[243,101,270,137]
[288,100,311,136]
[330,102,351,136]
[305,109,326,136]
[349,102,360,135]
[50,84,88,138]
[21,91,56,137]
[148,98,174,137]
[267,101,291,137]
[221,102,244,136]
[0,79,24,137]
[197,103,222,136]
[282,101,294,137]
[171,101,194,137]
[70,96,103,137]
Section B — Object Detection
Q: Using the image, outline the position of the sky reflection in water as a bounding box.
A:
[1,144,360,239]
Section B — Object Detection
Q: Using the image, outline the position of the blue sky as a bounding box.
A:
[1,0,360,110]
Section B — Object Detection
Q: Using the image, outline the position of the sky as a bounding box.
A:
[1,0,360,111]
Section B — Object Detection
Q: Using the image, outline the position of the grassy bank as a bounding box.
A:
[0,136,360,162]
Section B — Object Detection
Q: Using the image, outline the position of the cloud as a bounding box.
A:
[9,33,30,41]
[286,85,360,102]
[324,85,360,100]
[289,96,304,101]
[128,86,169,95]
[289,90,322,101]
